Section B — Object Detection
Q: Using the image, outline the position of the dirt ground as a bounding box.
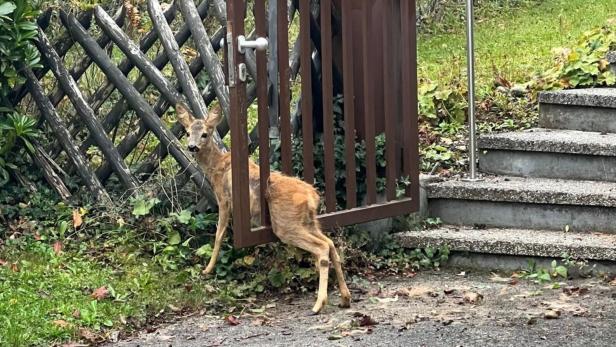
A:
[108,269,616,347]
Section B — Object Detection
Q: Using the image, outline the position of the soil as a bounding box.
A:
[107,269,616,347]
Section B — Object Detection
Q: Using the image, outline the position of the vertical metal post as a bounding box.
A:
[464,0,480,181]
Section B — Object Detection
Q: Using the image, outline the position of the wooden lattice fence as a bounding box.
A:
[11,0,308,207]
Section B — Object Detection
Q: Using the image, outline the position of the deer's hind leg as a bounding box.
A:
[315,232,351,308]
[277,228,331,314]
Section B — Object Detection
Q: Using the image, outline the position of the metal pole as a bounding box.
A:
[464,0,480,181]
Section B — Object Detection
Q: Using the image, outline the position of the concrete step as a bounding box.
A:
[427,176,616,232]
[395,226,616,261]
[478,128,616,181]
[539,88,616,133]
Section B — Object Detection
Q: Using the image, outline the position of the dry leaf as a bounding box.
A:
[10,262,18,272]
[354,313,378,327]
[53,241,63,255]
[78,328,99,343]
[72,309,81,319]
[72,209,83,229]
[609,278,616,286]
[53,320,71,328]
[463,291,483,304]
[91,286,109,300]
[544,309,561,319]
[225,315,240,326]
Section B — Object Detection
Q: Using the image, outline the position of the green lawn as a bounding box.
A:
[418,0,616,93]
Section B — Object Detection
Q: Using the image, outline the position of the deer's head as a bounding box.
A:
[176,103,222,153]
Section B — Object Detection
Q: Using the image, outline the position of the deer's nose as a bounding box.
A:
[188,144,199,152]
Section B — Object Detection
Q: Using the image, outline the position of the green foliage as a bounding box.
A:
[0,0,41,101]
[519,259,569,284]
[530,24,616,91]
[0,112,38,185]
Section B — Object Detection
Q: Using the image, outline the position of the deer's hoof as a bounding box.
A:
[306,309,320,316]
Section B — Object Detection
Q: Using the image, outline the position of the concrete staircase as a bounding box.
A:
[397,85,616,268]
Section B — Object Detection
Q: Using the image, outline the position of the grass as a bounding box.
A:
[0,234,217,346]
[418,0,616,94]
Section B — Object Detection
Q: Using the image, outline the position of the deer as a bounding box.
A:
[175,103,351,314]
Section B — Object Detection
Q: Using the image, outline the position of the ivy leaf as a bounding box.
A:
[168,231,181,246]
[195,244,212,257]
[268,269,285,288]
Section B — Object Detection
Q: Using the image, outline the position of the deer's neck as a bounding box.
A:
[195,143,230,183]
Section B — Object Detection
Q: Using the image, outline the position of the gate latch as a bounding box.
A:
[237,35,268,54]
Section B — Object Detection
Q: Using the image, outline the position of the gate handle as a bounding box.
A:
[237,35,268,53]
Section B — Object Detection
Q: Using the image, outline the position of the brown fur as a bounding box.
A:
[176,103,351,313]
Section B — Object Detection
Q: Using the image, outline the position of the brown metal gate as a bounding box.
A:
[227,0,419,248]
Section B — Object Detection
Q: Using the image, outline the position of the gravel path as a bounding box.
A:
[108,269,616,347]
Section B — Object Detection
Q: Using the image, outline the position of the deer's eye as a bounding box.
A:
[201,133,208,139]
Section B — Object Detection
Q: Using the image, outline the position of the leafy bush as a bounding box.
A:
[0,112,38,185]
[0,0,41,103]
[529,24,616,91]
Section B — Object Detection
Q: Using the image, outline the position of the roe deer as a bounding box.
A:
[176,103,351,313]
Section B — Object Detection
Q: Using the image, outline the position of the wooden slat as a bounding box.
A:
[228,0,253,248]
[299,0,314,184]
[61,10,217,206]
[383,0,396,201]
[341,0,357,208]
[47,7,125,108]
[178,0,232,126]
[255,0,271,228]
[95,7,184,106]
[87,3,179,114]
[35,28,139,191]
[278,0,292,174]
[147,0,208,120]
[321,0,336,212]
[22,64,110,203]
[400,0,419,203]
[361,1,377,205]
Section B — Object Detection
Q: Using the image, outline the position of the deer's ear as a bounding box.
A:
[176,103,195,129]
[205,105,223,128]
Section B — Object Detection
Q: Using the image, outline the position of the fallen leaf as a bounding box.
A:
[72,209,83,229]
[53,320,71,328]
[168,304,182,312]
[91,286,109,300]
[341,328,372,337]
[443,289,456,295]
[53,241,63,255]
[527,316,538,325]
[72,309,81,319]
[34,233,41,241]
[463,291,483,304]
[158,335,175,341]
[396,286,433,298]
[544,309,561,319]
[369,296,399,304]
[225,315,240,326]
[61,343,89,347]
[609,278,616,286]
[78,328,99,343]
[353,313,378,327]
[10,262,18,272]
[327,334,343,340]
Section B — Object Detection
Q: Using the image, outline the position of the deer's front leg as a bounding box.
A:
[203,201,231,275]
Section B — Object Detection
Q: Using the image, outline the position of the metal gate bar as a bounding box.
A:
[341,0,357,208]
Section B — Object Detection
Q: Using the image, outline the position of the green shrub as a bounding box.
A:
[529,24,616,91]
[0,0,41,103]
